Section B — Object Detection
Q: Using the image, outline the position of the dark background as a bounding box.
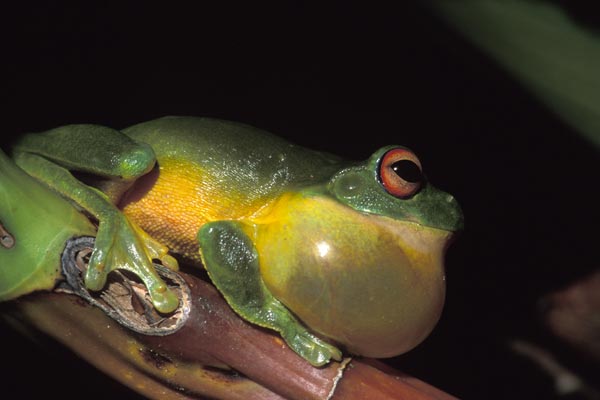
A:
[2,2,598,399]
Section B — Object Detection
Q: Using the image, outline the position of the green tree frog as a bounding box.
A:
[11,116,463,366]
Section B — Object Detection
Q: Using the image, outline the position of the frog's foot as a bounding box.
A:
[268,299,343,366]
[84,211,179,314]
[198,221,343,367]
[59,236,191,335]
[284,326,342,367]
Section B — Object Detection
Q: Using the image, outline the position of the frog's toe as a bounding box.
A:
[84,247,179,314]
[131,222,179,271]
[158,253,179,271]
[84,247,110,291]
[110,252,180,314]
[289,330,343,367]
[146,280,180,314]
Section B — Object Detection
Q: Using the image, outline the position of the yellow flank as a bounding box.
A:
[121,157,273,264]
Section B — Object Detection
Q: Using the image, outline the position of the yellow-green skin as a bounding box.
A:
[11,116,463,365]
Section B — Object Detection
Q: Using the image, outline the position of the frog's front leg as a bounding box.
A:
[13,125,179,313]
[198,221,342,367]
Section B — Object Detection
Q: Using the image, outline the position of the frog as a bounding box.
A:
[11,116,463,366]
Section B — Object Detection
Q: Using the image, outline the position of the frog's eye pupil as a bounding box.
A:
[378,148,423,199]
[391,160,422,184]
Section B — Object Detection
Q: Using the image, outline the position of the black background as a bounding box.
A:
[2,2,598,399]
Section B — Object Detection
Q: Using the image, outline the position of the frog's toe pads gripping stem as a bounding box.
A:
[58,236,191,336]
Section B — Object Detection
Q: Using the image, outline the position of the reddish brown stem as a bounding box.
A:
[6,270,458,399]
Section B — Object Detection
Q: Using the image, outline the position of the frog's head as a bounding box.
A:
[258,146,463,359]
[329,145,463,233]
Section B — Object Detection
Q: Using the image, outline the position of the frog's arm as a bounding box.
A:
[198,221,342,366]
[12,125,179,313]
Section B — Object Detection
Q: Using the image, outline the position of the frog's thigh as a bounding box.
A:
[198,221,342,367]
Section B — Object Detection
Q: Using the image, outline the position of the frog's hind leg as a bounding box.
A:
[12,125,179,313]
[198,220,342,366]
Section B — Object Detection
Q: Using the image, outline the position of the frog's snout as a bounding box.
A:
[415,188,464,234]
[447,194,464,232]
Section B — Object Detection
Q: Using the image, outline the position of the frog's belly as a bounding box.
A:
[120,159,267,264]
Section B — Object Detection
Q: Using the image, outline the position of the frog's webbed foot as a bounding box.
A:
[198,221,343,367]
[265,299,343,366]
[85,211,179,314]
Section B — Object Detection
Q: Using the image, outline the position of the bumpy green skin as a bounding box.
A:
[0,149,96,301]
[123,117,347,204]
[7,117,463,366]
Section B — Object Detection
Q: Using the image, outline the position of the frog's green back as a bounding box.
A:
[124,116,344,195]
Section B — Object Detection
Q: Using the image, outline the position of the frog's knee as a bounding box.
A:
[118,143,156,180]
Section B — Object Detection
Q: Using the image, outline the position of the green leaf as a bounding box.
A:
[0,150,95,301]
[426,0,600,148]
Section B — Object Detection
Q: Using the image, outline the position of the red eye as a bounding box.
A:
[378,148,423,198]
